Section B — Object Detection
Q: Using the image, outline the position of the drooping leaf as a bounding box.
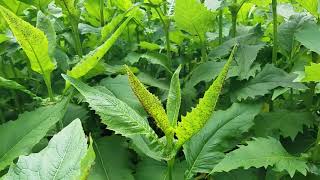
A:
[0,76,36,97]
[303,63,320,82]
[0,98,69,171]
[88,136,134,180]
[66,10,135,83]
[211,137,308,177]
[175,45,237,148]
[100,13,126,41]
[174,0,214,38]
[235,44,265,80]
[184,103,262,179]
[63,75,167,159]
[5,119,87,180]
[0,5,56,78]
[295,24,320,55]
[126,66,172,136]
[166,66,181,127]
[232,64,308,100]
[254,110,314,140]
[135,158,187,180]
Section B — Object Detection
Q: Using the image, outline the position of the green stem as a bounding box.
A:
[231,12,237,38]
[44,73,54,101]
[100,0,105,26]
[71,19,83,57]
[218,9,223,44]
[167,158,175,180]
[272,0,278,64]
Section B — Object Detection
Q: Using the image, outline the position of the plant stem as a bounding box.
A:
[272,0,278,64]
[100,0,105,26]
[71,19,83,57]
[218,9,223,44]
[231,12,237,38]
[44,73,54,101]
[167,158,175,180]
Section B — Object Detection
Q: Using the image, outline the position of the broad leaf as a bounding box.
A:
[0,5,56,78]
[63,75,167,159]
[5,119,87,179]
[211,137,308,177]
[303,63,320,82]
[296,0,319,17]
[254,110,314,140]
[232,64,307,100]
[295,24,320,55]
[174,0,214,38]
[80,137,96,180]
[36,11,56,56]
[88,136,134,180]
[184,103,262,179]
[235,44,264,80]
[0,76,36,97]
[18,0,52,10]
[166,66,181,127]
[126,66,172,136]
[0,98,69,171]
[175,45,237,147]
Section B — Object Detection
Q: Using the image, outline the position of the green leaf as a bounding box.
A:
[296,0,319,17]
[184,103,262,179]
[254,110,314,140]
[166,66,181,127]
[0,76,36,97]
[303,63,320,82]
[99,75,147,117]
[175,45,237,147]
[36,11,56,56]
[278,14,313,58]
[126,66,172,136]
[80,137,96,180]
[5,119,87,179]
[100,13,126,41]
[0,98,69,171]
[0,5,56,76]
[135,158,187,180]
[66,11,135,82]
[210,137,308,177]
[174,0,214,38]
[63,75,167,159]
[235,44,265,80]
[88,136,134,180]
[212,169,260,180]
[17,0,52,10]
[295,24,320,55]
[112,0,133,11]
[232,64,307,100]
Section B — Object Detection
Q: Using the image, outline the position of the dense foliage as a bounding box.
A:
[1,0,320,179]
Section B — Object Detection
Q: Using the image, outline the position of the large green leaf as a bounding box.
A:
[235,44,265,80]
[184,103,262,179]
[211,137,308,177]
[5,119,87,180]
[174,0,214,38]
[63,75,167,159]
[0,76,36,97]
[66,10,135,82]
[88,136,134,180]
[303,63,320,82]
[254,110,314,140]
[295,24,320,55]
[166,66,181,127]
[36,11,56,56]
[232,64,307,100]
[0,98,69,171]
[296,0,319,17]
[0,5,56,77]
